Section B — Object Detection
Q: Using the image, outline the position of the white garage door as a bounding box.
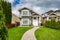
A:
[33,18,38,26]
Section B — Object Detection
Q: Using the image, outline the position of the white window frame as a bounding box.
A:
[21,10,29,16]
[22,18,29,25]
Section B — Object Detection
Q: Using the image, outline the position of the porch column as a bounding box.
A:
[39,16,41,26]
[47,15,49,20]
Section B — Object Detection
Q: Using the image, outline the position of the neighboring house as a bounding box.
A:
[42,10,60,23]
[11,14,20,24]
[11,7,60,26]
[53,10,60,21]
[18,7,42,26]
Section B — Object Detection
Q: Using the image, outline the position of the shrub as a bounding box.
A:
[6,24,15,28]
[44,20,51,27]
[44,18,60,29]
[50,18,56,29]
[0,26,8,40]
[6,22,20,28]
[15,22,20,26]
[56,21,60,29]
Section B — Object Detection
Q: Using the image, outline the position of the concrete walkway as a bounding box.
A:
[21,27,39,40]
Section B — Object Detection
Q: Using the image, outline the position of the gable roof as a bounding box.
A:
[54,10,60,13]
[42,10,60,15]
[42,10,54,15]
[46,10,54,13]
[32,13,40,16]
[18,7,40,15]
[45,10,54,14]
[18,7,33,12]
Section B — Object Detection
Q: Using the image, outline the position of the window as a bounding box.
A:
[23,11,28,15]
[22,10,29,16]
[23,19,28,24]
[22,18,29,25]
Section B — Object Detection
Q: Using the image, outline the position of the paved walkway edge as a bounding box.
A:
[21,27,39,40]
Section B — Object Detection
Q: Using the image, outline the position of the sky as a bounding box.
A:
[6,0,60,16]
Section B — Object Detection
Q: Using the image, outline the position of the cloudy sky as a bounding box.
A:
[6,0,60,16]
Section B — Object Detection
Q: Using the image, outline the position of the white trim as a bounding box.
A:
[21,10,29,16]
[21,18,29,25]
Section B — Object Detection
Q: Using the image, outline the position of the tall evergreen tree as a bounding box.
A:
[0,0,8,40]
[2,0,12,24]
[6,2,12,24]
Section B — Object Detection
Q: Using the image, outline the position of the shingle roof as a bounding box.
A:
[54,10,60,13]
[18,7,40,15]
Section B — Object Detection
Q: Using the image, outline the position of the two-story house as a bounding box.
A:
[18,7,42,26]
[42,10,60,23]
[11,7,60,26]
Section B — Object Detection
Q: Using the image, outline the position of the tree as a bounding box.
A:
[0,0,8,40]
[2,1,12,24]
[6,2,12,24]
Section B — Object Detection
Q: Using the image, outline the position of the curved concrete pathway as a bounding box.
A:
[21,27,39,40]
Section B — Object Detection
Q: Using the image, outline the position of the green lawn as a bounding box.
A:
[8,27,32,40]
[35,27,60,40]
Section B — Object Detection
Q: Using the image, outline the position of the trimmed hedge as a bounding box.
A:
[44,18,60,29]
[6,22,20,28]
[44,20,51,27]
[6,24,15,28]
[56,21,60,29]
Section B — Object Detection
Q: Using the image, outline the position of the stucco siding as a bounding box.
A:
[11,14,20,24]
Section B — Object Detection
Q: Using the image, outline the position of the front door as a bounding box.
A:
[33,17,38,26]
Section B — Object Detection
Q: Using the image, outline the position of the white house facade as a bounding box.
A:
[11,8,60,26]
[18,7,42,26]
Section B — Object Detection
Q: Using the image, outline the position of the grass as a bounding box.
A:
[8,27,32,40]
[20,26,33,27]
[35,27,60,40]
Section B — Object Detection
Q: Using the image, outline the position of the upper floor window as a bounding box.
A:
[22,10,29,16]
[23,11,28,15]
